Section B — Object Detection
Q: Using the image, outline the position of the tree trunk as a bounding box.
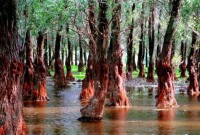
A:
[54,30,67,87]
[78,33,84,72]
[156,9,162,62]
[79,0,109,121]
[66,24,75,81]
[156,0,181,108]
[179,41,187,77]
[23,29,35,100]
[61,37,65,63]
[132,48,137,71]
[34,32,49,101]
[187,31,199,95]
[126,3,135,80]
[84,48,87,65]
[107,0,130,107]
[147,3,155,82]
[71,46,74,65]
[0,1,26,134]
[79,0,96,101]
[75,45,78,65]
[138,3,145,78]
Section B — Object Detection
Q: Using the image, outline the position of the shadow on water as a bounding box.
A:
[23,77,200,134]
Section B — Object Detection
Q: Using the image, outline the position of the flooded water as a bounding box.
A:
[23,78,200,134]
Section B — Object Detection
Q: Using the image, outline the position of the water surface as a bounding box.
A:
[24,78,200,134]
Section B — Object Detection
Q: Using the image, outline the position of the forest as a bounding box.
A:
[0,0,200,134]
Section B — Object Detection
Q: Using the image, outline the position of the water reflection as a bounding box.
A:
[157,108,175,135]
[80,122,104,135]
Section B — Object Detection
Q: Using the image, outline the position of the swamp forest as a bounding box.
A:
[0,0,200,134]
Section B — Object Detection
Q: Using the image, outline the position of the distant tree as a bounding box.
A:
[138,3,145,78]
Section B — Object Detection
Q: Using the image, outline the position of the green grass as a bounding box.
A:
[49,65,188,81]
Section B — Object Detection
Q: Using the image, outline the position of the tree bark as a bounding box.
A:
[79,0,109,121]
[156,0,181,108]
[66,24,75,81]
[187,31,199,95]
[126,3,135,80]
[54,30,67,87]
[34,32,49,101]
[138,3,145,78]
[78,33,84,72]
[0,1,26,134]
[107,0,130,107]
[179,41,187,77]
[23,29,34,100]
[147,2,155,82]
[79,0,96,101]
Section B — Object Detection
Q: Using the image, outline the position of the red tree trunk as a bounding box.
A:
[66,24,75,81]
[138,3,145,78]
[156,0,181,108]
[79,0,96,100]
[147,2,155,82]
[34,32,49,101]
[107,0,130,107]
[23,29,35,100]
[54,31,67,87]
[78,33,84,72]
[79,0,109,121]
[187,31,199,95]
[0,1,26,134]
[179,41,187,77]
[126,3,135,80]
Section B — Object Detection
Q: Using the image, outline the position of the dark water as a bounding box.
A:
[24,78,200,135]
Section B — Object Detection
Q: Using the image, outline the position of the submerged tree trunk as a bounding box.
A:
[179,41,187,77]
[0,1,25,134]
[107,0,130,107]
[126,3,135,80]
[66,24,75,81]
[138,3,145,78]
[79,0,96,101]
[187,31,199,95]
[78,33,84,72]
[34,32,49,101]
[23,29,34,100]
[156,0,181,108]
[54,30,67,87]
[79,0,109,121]
[147,2,155,82]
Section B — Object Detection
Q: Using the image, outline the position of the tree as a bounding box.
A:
[0,0,25,134]
[187,31,199,95]
[78,33,84,72]
[79,0,96,100]
[138,3,145,78]
[107,0,130,106]
[126,3,135,80]
[79,0,109,121]
[33,32,49,101]
[54,29,67,87]
[147,1,155,82]
[23,29,34,100]
[156,0,182,108]
[179,41,187,77]
[66,24,75,81]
